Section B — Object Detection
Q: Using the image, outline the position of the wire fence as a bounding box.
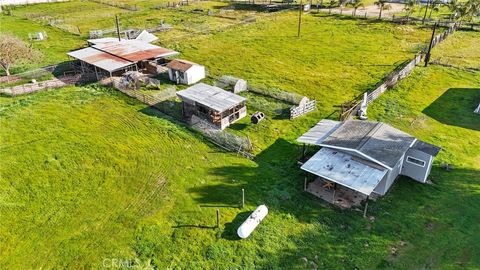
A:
[112,77,254,158]
[340,23,459,121]
[0,73,96,96]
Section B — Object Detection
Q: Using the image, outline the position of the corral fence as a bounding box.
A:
[89,0,139,11]
[112,77,254,158]
[190,115,254,159]
[152,0,202,9]
[0,64,59,84]
[339,23,459,121]
[317,6,479,30]
[0,73,96,96]
[112,77,177,106]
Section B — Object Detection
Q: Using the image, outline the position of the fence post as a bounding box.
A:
[241,188,245,208]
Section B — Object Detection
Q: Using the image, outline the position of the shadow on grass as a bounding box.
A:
[186,133,480,267]
[221,211,251,240]
[229,122,249,131]
[422,88,480,131]
[172,224,217,229]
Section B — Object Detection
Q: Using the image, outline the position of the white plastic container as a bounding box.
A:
[237,205,268,239]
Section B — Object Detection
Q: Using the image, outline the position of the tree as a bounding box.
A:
[448,0,480,22]
[403,0,417,23]
[0,34,41,76]
[461,0,480,22]
[347,0,364,16]
[374,0,391,19]
[428,0,441,19]
[329,0,338,12]
[422,0,431,24]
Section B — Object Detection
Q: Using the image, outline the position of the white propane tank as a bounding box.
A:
[237,205,268,239]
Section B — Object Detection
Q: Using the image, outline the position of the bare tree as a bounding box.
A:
[0,34,41,76]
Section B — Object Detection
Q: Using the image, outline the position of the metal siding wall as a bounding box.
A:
[401,149,431,183]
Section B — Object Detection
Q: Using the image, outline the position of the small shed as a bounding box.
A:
[166,59,205,85]
[176,83,247,130]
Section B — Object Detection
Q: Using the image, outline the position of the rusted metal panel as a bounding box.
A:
[93,40,178,62]
[67,47,133,72]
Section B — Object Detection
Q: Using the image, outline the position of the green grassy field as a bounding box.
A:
[431,30,480,69]
[165,12,432,150]
[0,15,84,74]
[6,0,256,40]
[1,67,479,269]
[1,2,480,269]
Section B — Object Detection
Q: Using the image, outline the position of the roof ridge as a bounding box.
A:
[356,121,383,150]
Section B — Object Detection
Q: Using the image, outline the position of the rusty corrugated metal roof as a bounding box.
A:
[166,59,198,72]
[93,40,178,62]
[68,40,179,73]
[67,47,133,72]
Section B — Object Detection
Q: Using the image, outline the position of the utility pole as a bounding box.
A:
[298,0,303,37]
[115,15,121,41]
[424,22,437,67]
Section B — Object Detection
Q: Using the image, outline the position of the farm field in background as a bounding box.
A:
[5,0,259,38]
[430,30,480,69]
[1,1,479,269]
[167,12,432,149]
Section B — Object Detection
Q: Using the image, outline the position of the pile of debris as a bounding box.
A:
[115,71,161,90]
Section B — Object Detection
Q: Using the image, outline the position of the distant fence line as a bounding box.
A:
[318,7,478,30]
[88,0,139,11]
[0,0,67,6]
[340,23,459,121]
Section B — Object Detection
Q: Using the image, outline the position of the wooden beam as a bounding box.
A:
[363,196,369,218]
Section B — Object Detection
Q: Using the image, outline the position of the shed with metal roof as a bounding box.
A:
[298,119,441,208]
[176,83,247,130]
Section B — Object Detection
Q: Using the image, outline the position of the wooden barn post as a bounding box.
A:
[363,196,369,218]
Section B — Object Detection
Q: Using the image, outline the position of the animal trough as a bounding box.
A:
[237,205,268,239]
[251,111,265,124]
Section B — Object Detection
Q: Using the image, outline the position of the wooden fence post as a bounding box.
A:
[241,188,245,208]
[216,209,220,228]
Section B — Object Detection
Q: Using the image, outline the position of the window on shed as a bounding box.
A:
[406,156,426,167]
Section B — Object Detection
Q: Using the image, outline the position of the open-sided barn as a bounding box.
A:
[67,40,178,79]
